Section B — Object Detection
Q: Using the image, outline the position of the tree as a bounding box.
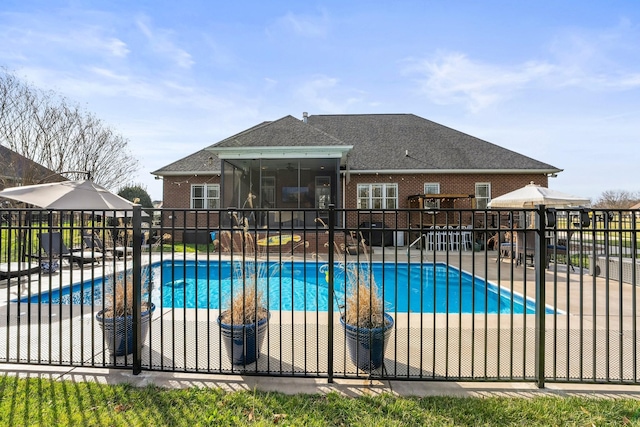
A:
[0,68,138,189]
[118,184,153,208]
[593,190,640,209]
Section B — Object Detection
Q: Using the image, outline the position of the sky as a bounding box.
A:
[1,1,639,202]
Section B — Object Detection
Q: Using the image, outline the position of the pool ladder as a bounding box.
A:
[407,233,427,255]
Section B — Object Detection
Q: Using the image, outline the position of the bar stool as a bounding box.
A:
[447,226,458,251]
[461,225,473,250]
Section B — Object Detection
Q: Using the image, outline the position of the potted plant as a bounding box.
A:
[338,233,394,372]
[217,225,271,366]
[96,269,155,357]
[217,284,269,365]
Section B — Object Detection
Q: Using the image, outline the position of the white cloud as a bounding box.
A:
[0,12,131,61]
[89,67,130,82]
[16,64,236,116]
[404,52,555,112]
[614,74,640,89]
[270,9,330,38]
[106,37,129,57]
[294,75,365,113]
[262,77,279,93]
[136,16,194,69]
[405,21,640,112]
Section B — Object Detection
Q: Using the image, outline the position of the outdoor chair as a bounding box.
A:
[496,231,515,263]
[0,262,41,280]
[461,225,473,250]
[434,226,448,251]
[38,232,102,268]
[151,233,172,251]
[344,231,370,255]
[546,234,574,272]
[515,230,536,267]
[83,232,132,259]
[448,226,461,251]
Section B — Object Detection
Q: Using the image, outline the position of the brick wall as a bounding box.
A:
[343,172,548,208]
[343,172,548,228]
[160,172,549,241]
[161,175,222,240]
[162,175,221,209]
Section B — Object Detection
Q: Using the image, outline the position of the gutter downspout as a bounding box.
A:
[342,171,346,226]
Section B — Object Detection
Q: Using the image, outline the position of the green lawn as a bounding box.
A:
[1,375,640,426]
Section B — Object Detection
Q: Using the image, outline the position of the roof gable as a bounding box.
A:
[151,148,221,175]
[212,115,347,149]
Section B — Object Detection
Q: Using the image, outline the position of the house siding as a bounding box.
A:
[161,175,222,241]
[160,172,548,243]
[343,172,548,229]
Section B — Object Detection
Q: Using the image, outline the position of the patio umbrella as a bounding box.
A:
[488,182,591,208]
[0,180,137,212]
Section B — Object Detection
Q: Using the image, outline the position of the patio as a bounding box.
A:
[1,247,636,383]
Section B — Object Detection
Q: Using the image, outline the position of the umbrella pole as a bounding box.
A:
[19,209,30,264]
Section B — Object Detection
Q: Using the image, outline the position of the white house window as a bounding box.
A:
[191,184,220,209]
[423,182,440,209]
[475,183,491,209]
[357,183,398,209]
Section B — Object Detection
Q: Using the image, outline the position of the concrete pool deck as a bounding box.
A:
[1,248,639,390]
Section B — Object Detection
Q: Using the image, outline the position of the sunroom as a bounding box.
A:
[208,145,350,228]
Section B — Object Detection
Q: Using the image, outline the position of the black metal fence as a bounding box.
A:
[1,206,639,386]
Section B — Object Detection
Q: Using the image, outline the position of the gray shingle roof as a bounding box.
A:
[307,114,559,171]
[213,115,347,148]
[151,148,221,175]
[152,113,560,175]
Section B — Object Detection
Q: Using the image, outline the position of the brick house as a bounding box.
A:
[152,113,561,241]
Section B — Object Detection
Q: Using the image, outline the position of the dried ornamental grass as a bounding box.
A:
[343,271,388,329]
[102,269,151,318]
[219,286,268,325]
[219,215,270,325]
[339,231,390,329]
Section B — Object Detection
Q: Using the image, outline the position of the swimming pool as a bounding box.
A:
[23,260,553,315]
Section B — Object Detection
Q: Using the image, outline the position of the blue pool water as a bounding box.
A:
[23,260,553,315]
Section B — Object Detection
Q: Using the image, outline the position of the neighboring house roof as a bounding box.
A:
[0,144,66,187]
[151,113,561,176]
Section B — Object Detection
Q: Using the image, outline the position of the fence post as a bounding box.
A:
[132,205,142,375]
[327,204,335,383]
[535,205,547,388]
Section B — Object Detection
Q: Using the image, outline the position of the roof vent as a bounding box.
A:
[302,112,308,123]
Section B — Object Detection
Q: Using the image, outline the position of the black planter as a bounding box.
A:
[217,311,269,365]
[96,303,155,356]
[340,313,394,372]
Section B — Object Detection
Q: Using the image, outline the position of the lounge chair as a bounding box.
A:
[0,262,41,279]
[546,234,574,272]
[83,233,132,259]
[515,230,536,267]
[39,232,102,268]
